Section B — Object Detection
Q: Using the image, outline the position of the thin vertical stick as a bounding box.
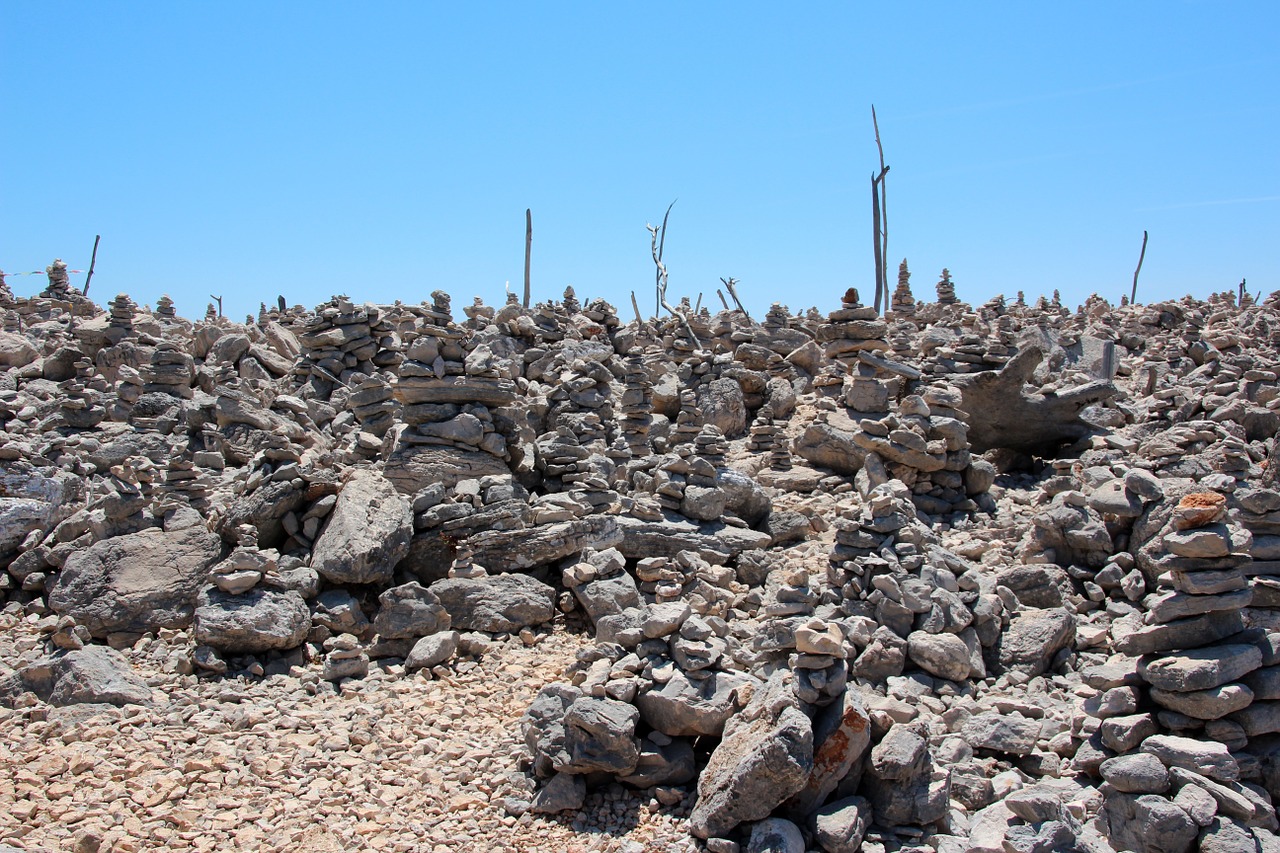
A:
[523,209,532,308]
[872,106,888,314]
[630,290,642,324]
[717,290,730,310]
[872,173,884,313]
[694,293,702,313]
[83,234,101,297]
[1130,230,1148,305]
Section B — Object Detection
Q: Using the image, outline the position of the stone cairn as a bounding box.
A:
[154,294,178,323]
[40,259,73,300]
[617,353,653,459]
[106,293,137,343]
[59,358,107,429]
[1237,486,1280,620]
[392,293,517,473]
[160,453,215,507]
[1081,490,1276,851]
[936,268,958,305]
[144,342,196,399]
[293,296,384,389]
[890,258,916,319]
[347,373,398,456]
[746,403,777,454]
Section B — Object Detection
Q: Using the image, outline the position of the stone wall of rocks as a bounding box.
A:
[1,263,1279,852]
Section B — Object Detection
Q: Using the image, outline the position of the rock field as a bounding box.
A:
[1,261,1279,852]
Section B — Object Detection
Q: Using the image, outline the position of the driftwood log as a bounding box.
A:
[952,345,1117,454]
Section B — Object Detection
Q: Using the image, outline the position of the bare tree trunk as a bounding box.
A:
[630,291,642,324]
[1130,230,1148,305]
[717,289,730,310]
[523,209,532,308]
[872,106,889,315]
[872,173,884,313]
[720,277,751,322]
[83,234,101,297]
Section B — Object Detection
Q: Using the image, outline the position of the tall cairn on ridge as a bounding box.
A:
[41,259,73,300]
[618,353,654,457]
[890,258,916,318]
[936,268,958,305]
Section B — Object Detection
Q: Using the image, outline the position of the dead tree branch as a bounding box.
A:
[720,276,751,323]
[647,203,698,346]
[83,234,101,297]
[1130,230,1148,305]
[872,105,889,315]
[523,209,532,308]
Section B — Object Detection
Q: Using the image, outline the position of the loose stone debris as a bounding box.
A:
[0,267,1279,853]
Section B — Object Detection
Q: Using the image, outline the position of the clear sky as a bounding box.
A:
[3,3,1277,321]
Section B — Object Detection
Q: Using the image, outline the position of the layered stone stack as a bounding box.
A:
[1236,487,1280,624]
[845,388,992,517]
[817,288,889,371]
[160,454,215,507]
[106,293,138,344]
[890,258,916,319]
[746,402,777,453]
[40,259,73,300]
[617,353,653,458]
[59,358,107,429]
[542,356,614,450]
[347,374,398,439]
[294,296,381,388]
[154,294,178,323]
[389,313,517,492]
[1084,489,1280,851]
[670,388,704,447]
[110,364,144,421]
[936,268,958,305]
[144,342,196,398]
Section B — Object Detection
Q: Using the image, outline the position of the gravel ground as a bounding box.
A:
[0,615,701,853]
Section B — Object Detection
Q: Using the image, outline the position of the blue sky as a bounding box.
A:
[2,3,1277,320]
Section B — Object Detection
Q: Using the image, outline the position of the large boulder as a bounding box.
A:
[1,646,152,708]
[383,444,510,494]
[429,574,555,632]
[995,607,1076,677]
[372,582,451,639]
[0,466,85,558]
[310,469,412,585]
[698,378,748,438]
[49,506,223,638]
[193,588,311,654]
[690,673,815,839]
[637,669,758,738]
[468,516,622,573]
[0,331,38,368]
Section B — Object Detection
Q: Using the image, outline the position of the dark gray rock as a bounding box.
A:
[310,469,413,585]
[372,582,451,639]
[690,674,814,839]
[4,646,151,708]
[193,588,311,654]
[49,506,222,638]
[429,573,555,632]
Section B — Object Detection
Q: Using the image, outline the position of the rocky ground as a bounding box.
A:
[0,613,704,853]
[1,263,1279,852]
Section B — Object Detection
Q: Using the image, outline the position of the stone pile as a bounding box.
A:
[890,258,916,319]
[936,268,959,305]
[2,270,1280,853]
